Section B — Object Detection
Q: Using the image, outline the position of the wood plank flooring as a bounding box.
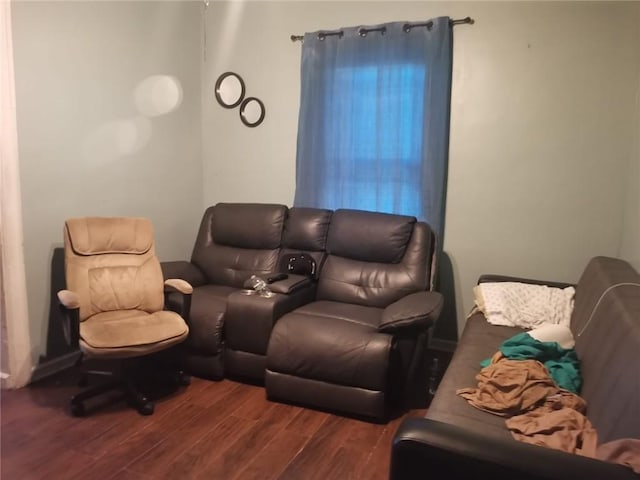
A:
[0,368,427,480]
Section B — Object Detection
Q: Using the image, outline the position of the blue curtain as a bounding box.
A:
[294,17,453,242]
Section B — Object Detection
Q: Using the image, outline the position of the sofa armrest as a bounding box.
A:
[267,274,312,294]
[390,418,637,480]
[478,274,575,290]
[225,285,317,355]
[378,292,443,333]
[160,261,206,288]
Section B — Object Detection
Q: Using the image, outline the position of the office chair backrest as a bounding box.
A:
[64,217,164,322]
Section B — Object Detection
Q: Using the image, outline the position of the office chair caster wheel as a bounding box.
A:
[176,371,191,386]
[70,401,85,417]
[129,390,154,416]
[138,401,154,416]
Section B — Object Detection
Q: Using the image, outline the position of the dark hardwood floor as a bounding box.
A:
[0,368,427,480]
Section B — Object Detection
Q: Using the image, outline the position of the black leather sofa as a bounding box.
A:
[390,256,640,479]
[162,203,443,420]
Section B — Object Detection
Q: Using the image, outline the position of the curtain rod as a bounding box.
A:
[290,16,474,42]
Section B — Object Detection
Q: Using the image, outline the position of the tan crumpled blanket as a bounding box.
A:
[506,391,598,457]
[456,353,595,455]
[597,438,640,474]
[457,353,640,473]
[456,352,557,416]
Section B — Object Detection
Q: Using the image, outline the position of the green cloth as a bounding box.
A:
[480,332,582,393]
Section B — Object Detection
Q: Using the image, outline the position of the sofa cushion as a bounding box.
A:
[317,222,432,308]
[266,304,390,391]
[211,203,286,250]
[282,207,332,251]
[426,313,527,441]
[293,300,382,328]
[191,204,286,287]
[197,244,281,288]
[326,209,415,264]
[279,208,332,280]
[570,256,640,443]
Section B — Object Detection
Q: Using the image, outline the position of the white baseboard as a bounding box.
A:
[30,350,81,384]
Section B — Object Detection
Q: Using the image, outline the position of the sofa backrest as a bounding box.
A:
[570,256,640,443]
[278,207,332,279]
[191,203,287,287]
[316,209,434,308]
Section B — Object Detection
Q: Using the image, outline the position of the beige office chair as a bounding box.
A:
[57,217,192,416]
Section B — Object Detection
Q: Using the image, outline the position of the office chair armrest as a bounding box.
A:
[58,289,79,309]
[164,279,192,323]
[161,261,206,287]
[57,289,80,348]
[164,278,193,295]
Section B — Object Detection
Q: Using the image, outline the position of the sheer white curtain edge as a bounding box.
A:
[1,0,34,390]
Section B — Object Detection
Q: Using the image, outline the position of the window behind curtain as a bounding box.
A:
[294,18,453,242]
[322,63,426,217]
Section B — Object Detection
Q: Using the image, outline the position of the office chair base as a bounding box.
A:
[128,396,154,416]
[126,380,155,415]
[174,371,191,386]
[70,400,86,417]
[69,377,122,416]
[69,380,156,417]
[68,367,188,417]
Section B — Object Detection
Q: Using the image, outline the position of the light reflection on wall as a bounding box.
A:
[82,116,152,164]
[208,0,245,75]
[134,75,183,117]
[83,75,183,163]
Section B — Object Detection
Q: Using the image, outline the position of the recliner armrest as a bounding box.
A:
[390,418,636,480]
[160,261,207,288]
[378,291,443,333]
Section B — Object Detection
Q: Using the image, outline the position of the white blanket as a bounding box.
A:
[473,282,575,329]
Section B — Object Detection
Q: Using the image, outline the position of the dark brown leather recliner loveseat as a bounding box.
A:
[161,202,443,420]
[390,256,640,479]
